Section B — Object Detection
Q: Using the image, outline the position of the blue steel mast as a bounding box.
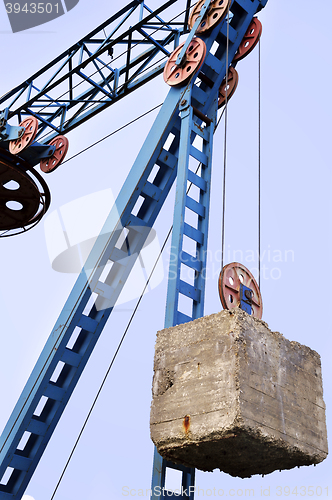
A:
[0,0,268,498]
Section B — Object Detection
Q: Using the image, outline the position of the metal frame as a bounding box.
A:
[0,0,187,144]
[0,0,269,498]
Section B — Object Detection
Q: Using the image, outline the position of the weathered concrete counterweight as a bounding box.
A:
[150,309,328,477]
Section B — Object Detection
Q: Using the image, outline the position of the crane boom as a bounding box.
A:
[0,0,185,144]
[0,0,268,497]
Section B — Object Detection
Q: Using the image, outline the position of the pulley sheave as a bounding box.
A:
[0,149,50,236]
[163,38,206,86]
[9,116,38,155]
[218,262,263,319]
[40,135,69,173]
[188,0,232,34]
[233,18,262,62]
[218,66,239,108]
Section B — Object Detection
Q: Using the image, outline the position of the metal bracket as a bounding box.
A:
[179,87,192,113]
[0,109,24,141]
[175,0,211,66]
[18,141,56,165]
[0,108,56,168]
[239,283,253,315]
[0,108,9,129]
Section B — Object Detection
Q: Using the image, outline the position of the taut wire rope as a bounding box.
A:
[221,4,230,272]
[220,20,262,289]
[60,103,163,165]
[258,38,261,288]
[50,103,227,499]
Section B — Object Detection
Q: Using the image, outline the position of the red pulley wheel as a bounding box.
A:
[188,0,232,34]
[218,262,263,319]
[164,38,206,87]
[9,116,39,155]
[40,135,69,173]
[233,18,262,62]
[218,67,239,108]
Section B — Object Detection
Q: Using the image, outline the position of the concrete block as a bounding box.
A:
[150,309,328,478]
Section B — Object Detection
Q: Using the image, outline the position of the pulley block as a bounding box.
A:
[40,135,69,173]
[218,66,239,108]
[218,262,263,319]
[8,116,39,155]
[233,18,262,62]
[0,148,50,236]
[188,0,231,34]
[163,38,206,87]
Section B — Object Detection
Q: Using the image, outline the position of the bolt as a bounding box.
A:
[18,128,24,137]
[244,289,253,300]
[181,99,187,106]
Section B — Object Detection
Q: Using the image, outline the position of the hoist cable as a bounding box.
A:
[50,104,226,500]
[258,38,261,288]
[60,102,163,165]
[49,227,170,500]
[221,5,230,272]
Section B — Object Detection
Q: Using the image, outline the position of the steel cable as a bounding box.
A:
[60,102,163,165]
[221,4,230,271]
[258,38,261,288]
[49,103,227,499]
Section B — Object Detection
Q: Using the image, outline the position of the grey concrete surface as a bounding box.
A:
[150,309,328,477]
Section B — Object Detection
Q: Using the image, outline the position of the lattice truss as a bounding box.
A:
[0,0,191,143]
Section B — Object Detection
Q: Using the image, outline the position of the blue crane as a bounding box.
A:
[0,0,268,497]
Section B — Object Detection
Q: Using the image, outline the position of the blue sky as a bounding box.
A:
[0,0,331,499]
